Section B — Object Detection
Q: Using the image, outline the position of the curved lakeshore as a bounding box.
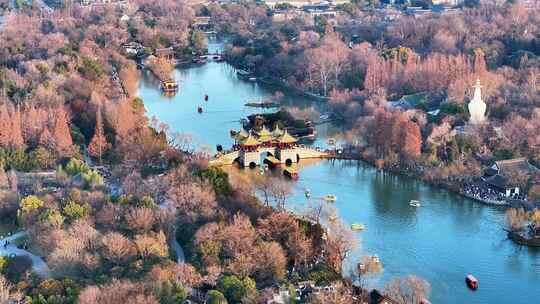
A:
[137,41,540,304]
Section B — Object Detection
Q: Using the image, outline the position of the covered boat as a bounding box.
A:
[466,274,478,290]
[409,200,421,207]
[323,194,337,202]
[283,167,298,180]
[160,79,179,93]
[351,223,365,231]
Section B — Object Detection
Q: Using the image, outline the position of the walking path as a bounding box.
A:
[0,231,51,278]
[159,200,185,263]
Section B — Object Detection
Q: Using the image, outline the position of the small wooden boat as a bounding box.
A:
[204,94,209,101]
[283,167,298,180]
[409,200,421,207]
[197,106,203,113]
[466,274,478,290]
[323,194,337,202]
[351,223,365,231]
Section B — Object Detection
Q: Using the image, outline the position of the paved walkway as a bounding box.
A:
[160,200,185,263]
[0,231,51,278]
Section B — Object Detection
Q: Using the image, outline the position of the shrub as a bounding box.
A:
[218,275,256,303]
[19,195,44,214]
[197,167,232,196]
[5,255,32,282]
[62,201,91,222]
[207,290,228,304]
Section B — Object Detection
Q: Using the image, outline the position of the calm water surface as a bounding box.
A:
[138,42,540,304]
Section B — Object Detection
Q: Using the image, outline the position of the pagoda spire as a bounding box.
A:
[468,78,486,125]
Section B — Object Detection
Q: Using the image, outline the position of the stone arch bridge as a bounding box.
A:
[209,146,329,167]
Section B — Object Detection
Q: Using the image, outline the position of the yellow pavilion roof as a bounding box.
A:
[241,134,260,146]
[278,130,297,144]
[257,126,272,137]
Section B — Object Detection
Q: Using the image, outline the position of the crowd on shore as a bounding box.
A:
[462,183,507,203]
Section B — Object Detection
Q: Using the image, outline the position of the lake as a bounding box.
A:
[137,41,540,304]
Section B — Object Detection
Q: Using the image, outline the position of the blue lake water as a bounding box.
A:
[138,42,540,304]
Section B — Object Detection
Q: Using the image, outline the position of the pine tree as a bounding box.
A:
[473,48,487,76]
[0,105,12,147]
[88,107,109,161]
[53,107,73,157]
[11,107,24,149]
[38,126,54,150]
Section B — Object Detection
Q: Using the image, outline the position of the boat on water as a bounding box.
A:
[283,167,299,180]
[370,255,380,264]
[204,94,209,101]
[248,77,257,82]
[236,69,252,79]
[409,200,421,207]
[351,223,365,231]
[197,106,203,113]
[323,194,337,202]
[319,114,330,120]
[304,189,311,198]
[244,100,280,108]
[160,79,179,93]
[466,274,478,290]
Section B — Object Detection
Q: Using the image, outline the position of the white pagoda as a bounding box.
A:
[468,79,486,125]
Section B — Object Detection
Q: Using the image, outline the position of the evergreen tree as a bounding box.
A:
[11,107,24,149]
[53,107,73,157]
[87,107,109,161]
[0,105,11,147]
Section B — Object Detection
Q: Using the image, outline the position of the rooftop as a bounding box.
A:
[494,158,539,175]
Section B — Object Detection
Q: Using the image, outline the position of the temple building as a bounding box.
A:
[468,79,487,125]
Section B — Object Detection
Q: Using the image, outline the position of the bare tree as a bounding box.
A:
[101,232,137,265]
[384,275,431,304]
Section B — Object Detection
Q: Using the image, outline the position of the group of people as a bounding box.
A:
[462,183,507,202]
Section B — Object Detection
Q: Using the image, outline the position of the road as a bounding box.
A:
[0,231,51,278]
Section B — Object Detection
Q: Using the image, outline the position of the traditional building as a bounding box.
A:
[468,79,487,125]
[483,158,540,198]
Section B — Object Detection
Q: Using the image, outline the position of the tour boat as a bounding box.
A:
[351,223,365,231]
[323,194,337,202]
[197,106,203,113]
[283,167,299,180]
[466,274,478,290]
[409,200,421,207]
[160,79,179,93]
